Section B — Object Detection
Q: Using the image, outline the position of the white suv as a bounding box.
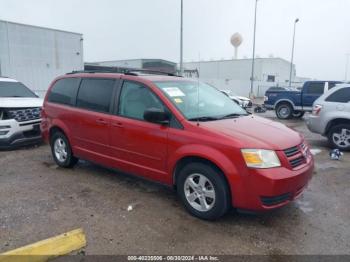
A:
[306,84,350,151]
[0,77,43,149]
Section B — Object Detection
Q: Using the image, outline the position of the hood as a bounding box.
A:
[198,115,303,150]
[0,97,43,108]
[236,96,250,101]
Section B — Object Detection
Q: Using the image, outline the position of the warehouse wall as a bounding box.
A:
[183,58,297,97]
[0,20,83,97]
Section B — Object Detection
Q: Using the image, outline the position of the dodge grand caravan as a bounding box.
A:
[41,71,314,220]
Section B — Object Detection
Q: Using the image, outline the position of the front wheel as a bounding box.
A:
[328,124,350,151]
[177,163,230,220]
[276,103,293,119]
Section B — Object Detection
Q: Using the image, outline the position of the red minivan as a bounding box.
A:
[41,71,314,220]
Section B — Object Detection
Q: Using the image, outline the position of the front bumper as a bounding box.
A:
[0,119,42,150]
[232,154,314,212]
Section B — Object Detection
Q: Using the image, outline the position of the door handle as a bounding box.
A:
[111,122,123,128]
[96,118,108,125]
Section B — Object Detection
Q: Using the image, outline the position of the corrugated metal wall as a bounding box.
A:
[0,20,83,97]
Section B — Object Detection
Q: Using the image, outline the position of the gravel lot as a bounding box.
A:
[0,112,349,255]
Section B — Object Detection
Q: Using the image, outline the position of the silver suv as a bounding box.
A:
[306,84,350,150]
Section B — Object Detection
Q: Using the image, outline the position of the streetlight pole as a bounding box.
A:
[289,18,299,87]
[345,54,350,82]
[179,0,184,76]
[250,0,258,98]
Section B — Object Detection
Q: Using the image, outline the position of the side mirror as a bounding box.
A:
[144,108,170,125]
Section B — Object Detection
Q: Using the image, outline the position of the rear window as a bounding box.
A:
[48,78,80,106]
[306,82,324,94]
[0,81,37,98]
[76,78,115,113]
[325,87,350,103]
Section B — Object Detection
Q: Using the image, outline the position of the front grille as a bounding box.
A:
[284,143,308,169]
[284,146,299,157]
[7,107,41,122]
[261,193,292,206]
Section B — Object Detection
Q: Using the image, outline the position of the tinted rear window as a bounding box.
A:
[76,78,115,113]
[326,87,350,103]
[306,82,324,94]
[48,78,80,106]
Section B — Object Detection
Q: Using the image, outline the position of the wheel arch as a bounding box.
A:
[274,99,295,110]
[172,154,236,199]
[325,118,350,135]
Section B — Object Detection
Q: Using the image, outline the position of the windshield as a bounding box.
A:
[0,81,37,98]
[155,80,247,121]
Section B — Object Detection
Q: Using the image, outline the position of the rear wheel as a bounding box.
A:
[177,162,230,220]
[292,111,305,119]
[328,124,350,151]
[50,131,78,168]
[276,103,293,119]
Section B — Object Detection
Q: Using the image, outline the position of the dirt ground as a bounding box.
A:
[0,112,349,255]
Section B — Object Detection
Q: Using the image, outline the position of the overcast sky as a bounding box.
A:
[1,0,350,80]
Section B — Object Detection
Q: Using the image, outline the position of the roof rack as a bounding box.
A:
[67,65,181,77]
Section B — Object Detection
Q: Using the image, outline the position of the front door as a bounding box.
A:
[110,80,168,182]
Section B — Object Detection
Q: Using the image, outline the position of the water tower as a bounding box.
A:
[230,33,243,59]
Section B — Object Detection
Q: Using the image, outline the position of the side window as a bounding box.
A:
[306,82,324,94]
[325,88,350,103]
[76,78,115,113]
[118,81,164,120]
[48,78,80,106]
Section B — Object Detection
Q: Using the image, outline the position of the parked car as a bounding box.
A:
[306,84,350,151]
[220,90,253,108]
[41,71,314,220]
[0,77,43,149]
[264,81,342,119]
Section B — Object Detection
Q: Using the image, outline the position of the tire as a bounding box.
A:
[327,124,350,151]
[276,103,293,119]
[176,162,230,220]
[50,131,78,168]
[292,111,305,119]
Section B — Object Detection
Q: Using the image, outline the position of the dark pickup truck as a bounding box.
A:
[264,81,342,119]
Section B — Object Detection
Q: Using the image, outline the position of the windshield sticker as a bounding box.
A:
[174,98,183,104]
[162,87,185,97]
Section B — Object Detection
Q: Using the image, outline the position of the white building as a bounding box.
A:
[182,57,306,97]
[0,20,84,97]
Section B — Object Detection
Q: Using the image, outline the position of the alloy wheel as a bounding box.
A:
[184,173,216,212]
[332,128,350,148]
[54,138,68,163]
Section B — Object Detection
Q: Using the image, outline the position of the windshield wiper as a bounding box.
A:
[188,116,219,122]
[218,113,248,120]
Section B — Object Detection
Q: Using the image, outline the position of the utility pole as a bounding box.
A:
[345,54,350,82]
[250,0,258,98]
[179,0,184,76]
[289,18,299,87]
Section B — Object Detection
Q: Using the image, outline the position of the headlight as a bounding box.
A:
[241,149,281,168]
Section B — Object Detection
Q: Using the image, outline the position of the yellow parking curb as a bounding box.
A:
[0,228,86,262]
